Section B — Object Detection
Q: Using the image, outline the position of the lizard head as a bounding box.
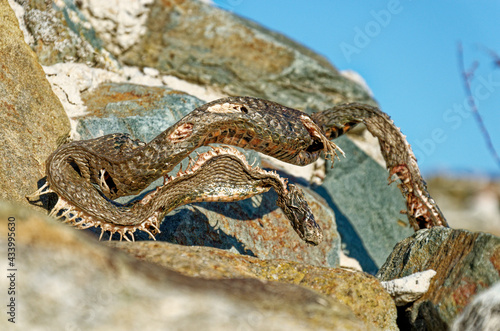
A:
[277,184,323,245]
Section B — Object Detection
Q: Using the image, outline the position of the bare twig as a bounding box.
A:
[457,42,500,169]
[478,44,500,67]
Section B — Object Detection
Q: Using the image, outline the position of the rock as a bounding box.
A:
[78,0,155,55]
[155,187,341,268]
[0,1,70,205]
[117,0,374,111]
[7,0,34,45]
[380,270,437,306]
[42,62,228,135]
[77,82,207,143]
[316,136,414,274]
[0,200,367,330]
[17,0,375,111]
[14,0,119,69]
[109,240,398,330]
[377,227,500,330]
[42,62,125,133]
[452,282,500,331]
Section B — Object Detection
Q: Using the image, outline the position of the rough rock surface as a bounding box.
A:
[117,0,374,111]
[381,270,437,306]
[78,82,211,142]
[377,227,500,330]
[0,200,367,330]
[79,0,155,55]
[317,136,414,274]
[110,240,398,330]
[154,187,341,267]
[0,1,70,204]
[14,0,119,69]
[15,0,374,112]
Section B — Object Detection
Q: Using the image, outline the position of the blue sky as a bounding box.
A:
[212,0,500,177]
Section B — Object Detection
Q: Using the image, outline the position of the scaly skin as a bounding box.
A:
[27,97,447,243]
[311,103,448,230]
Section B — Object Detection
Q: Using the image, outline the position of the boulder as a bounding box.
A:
[115,0,374,111]
[0,200,368,330]
[0,0,70,205]
[15,0,374,111]
[110,240,398,330]
[13,0,118,69]
[317,136,414,274]
[377,227,500,330]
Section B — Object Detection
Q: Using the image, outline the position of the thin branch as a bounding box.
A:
[478,43,500,67]
[457,41,500,169]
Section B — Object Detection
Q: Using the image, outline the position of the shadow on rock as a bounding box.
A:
[314,185,378,274]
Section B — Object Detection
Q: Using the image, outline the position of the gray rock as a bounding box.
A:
[17,0,375,111]
[109,240,398,330]
[377,227,500,330]
[0,200,367,330]
[118,0,374,111]
[78,83,206,143]
[0,0,70,205]
[154,187,341,268]
[315,135,414,274]
[15,0,119,69]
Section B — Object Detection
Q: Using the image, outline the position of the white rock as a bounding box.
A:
[8,0,35,45]
[162,75,227,102]
[260,155,316,183]
[340,70,373,97]
[143,67,160,78]
[42,63,125,136]
[79,0,154,54]
[339,251,363,272]
[380,269,437,306]
[41,62,228,140]
[452,282,500,331]
[122,66,164,86]
[347,129,387,169]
